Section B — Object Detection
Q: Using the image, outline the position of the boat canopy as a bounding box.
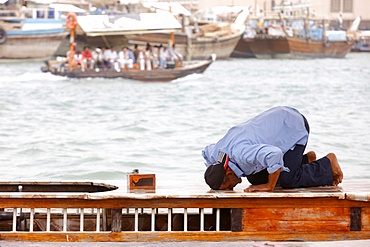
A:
[49,4,86,14]
[142,2,191,16]
[77,12,182,37]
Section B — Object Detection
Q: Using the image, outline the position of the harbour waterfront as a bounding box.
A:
[0,53,369,192]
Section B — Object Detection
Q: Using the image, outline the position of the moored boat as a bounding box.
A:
[233,27,290,59]
[286,34,353,58]
[234,18,357,59]
[125,3,246,61]
[125,23,243,61]
[41,55,216,82]
[285,16,360,59]
[231,2,308,59]
[0,18,68,59]
[352,30,370,52]
[231,17,291,59]
[284,20,358,59]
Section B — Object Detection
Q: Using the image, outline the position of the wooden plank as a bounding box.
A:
[242,207,350,232]
[242,207,349,221]
[0,231,369,242]
[111,209,122,232]
[1,197,368,209]
[230,208,242,232]
[362,207,370,231]
[242,219,349,232]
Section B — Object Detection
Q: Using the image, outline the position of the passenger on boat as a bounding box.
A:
[203,106,343,192]
[157,44,166,69]
[81,46,95,70]
[144,46,153,71]
[92,47,104,69]
[127,47,136,64]
[61,49,72,69]
[73,51,84,70]
[151,45,159,69]
[137,49,146,70]
[133,44,140,64]
[118,47,134,70]
[164,43,183,68]
[102,47,111,69]
[103,46,118,70]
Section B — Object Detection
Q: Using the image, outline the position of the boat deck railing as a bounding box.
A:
[2,207,228,233]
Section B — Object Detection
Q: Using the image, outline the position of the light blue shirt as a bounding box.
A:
[202,106,308,177]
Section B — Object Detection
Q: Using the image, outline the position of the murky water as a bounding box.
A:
[0,53,369,191]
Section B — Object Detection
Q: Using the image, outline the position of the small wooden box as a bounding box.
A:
[127,174,156,192]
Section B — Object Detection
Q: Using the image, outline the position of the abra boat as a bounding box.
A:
[41,55,215,82]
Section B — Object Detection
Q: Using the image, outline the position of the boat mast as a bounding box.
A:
[304,6,310,41]
[66,13,77,69]
[169,5,175,45]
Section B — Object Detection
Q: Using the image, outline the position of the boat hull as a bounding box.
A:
[233,36,352,59]
[0,32,68,59]
[238,35,290,59]
[352,43,370,52]
[125,31,242,60]
[287,37,353,58]
[44,57,214,82]
[230,36,256,58]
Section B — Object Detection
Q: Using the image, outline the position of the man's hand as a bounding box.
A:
[244,184,274,192]
[244,168,281,193]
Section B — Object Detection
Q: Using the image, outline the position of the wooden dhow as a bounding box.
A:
[286,35,353,58]
[231,16,290,59]
[232,31,290,59]
[123,4,246,61]
[125,24,243,60]
[0,18,67,60]
[231,4,360,59]
[283,16,360,59]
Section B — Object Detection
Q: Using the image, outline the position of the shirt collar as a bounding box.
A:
[228,160,244,178]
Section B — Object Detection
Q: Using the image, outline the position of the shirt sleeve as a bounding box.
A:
[232,144,284,174]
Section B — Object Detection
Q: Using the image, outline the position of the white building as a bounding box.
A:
[196,0,370,29]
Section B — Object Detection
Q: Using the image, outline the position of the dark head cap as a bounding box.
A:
[204,162,226,190]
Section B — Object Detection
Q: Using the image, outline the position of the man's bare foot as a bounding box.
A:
[306,151,316,163]
[326,153,343,186]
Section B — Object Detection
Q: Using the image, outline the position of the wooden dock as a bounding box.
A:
[0,180,369,242]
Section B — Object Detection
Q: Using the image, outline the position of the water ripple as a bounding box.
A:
[0,53,369,187]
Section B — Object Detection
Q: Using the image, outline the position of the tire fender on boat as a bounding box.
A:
[0,27,6,44]
[66,13,77,30]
